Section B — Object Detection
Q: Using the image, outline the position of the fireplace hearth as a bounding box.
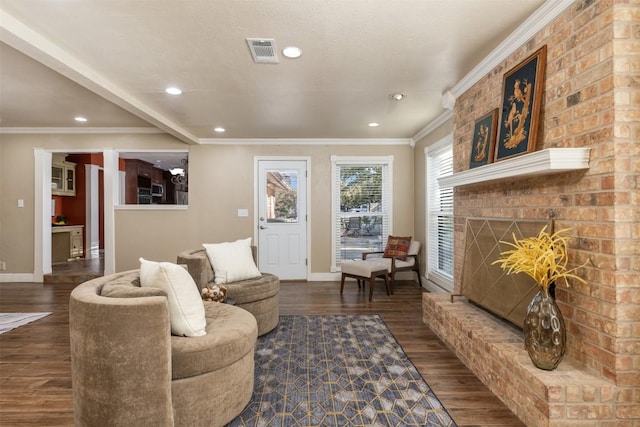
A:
[423,220,613,425]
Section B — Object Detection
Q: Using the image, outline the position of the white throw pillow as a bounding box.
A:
[139,258,206,337]
[203,237,261,284]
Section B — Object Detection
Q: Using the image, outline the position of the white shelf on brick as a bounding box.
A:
[438,148,591,188]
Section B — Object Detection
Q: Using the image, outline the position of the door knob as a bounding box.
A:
[259,225,268,230]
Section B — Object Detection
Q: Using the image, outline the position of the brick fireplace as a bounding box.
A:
[422,1,639,425]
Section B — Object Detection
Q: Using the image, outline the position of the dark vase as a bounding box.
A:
[523,286,566,370]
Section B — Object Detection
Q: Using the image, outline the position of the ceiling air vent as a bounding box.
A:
[246,38,279,64]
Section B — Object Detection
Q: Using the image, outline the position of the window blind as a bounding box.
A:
[426,139,454,290]
[331,156,392,271]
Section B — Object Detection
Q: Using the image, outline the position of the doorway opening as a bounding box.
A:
[35,148,117,284]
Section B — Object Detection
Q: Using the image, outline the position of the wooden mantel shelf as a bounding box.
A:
[438,148,591,188]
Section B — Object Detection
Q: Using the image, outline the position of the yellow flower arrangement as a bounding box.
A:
[492,226,587,291]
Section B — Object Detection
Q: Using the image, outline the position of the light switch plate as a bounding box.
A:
[237,209,249,217]
[17,199,24,208]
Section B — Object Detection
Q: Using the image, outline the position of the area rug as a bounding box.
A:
[227,315,456,427]
[0,312,51,335]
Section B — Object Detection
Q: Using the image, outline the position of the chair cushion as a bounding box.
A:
[140,258,207,338]
[171,303,258,380]
[341,260,389,277]
[224,273,280,305]
[384,235,412,260]
[407,240,421,256]
[203,238,261,284]
[370,257,416,269]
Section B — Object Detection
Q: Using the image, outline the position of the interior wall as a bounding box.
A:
[413,119,454,288]
[0,135,414,276]
[0,132,187,274]
[0,136,36,273]
[114,143,415,273]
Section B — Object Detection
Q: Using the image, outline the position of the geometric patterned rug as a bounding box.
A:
[227,315,457,427]
[0,312,51,335]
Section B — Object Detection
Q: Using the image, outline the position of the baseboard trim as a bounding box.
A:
[308,272,341,281]
[423,279,449,293]
[0,273,35,283]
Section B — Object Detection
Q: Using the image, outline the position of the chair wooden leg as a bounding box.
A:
[414,267,423,287]
[389,273,395,294]
[340,274,346,294]
[383,273,390,295]
[368,275,375,301]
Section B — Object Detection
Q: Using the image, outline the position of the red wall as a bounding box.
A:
[54,154,105,254]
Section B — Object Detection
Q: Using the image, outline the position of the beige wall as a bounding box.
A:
[116,143,415,272]
[0,135,414,275]
[1,136,36,273]
[412,120,454,287]
[0,133,186,273]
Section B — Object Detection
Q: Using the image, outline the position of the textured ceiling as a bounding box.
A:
[0,0,547,144]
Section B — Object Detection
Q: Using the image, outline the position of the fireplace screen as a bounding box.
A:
[460,218,552,329]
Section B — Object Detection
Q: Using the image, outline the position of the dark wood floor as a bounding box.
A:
[0,278,524,426]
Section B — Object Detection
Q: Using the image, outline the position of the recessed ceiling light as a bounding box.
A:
[165,87,182,95]
[282,46,302,59]
[74,116,87,122]
[214,127,226,133]
[391,93,405,101]
[368,122,380,127]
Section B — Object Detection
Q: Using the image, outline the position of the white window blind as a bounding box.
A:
[426,137,454,290]
[331,156,392,271]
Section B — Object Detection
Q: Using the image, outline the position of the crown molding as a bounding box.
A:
[0,127,164,134]
[199,138,413,146]
[450,0,574,98]
[412,110,454,143]
[414,0,575,142]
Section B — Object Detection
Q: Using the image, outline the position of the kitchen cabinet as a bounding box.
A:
[52,225,83,262]
[124,159,163,204]
[52,155,76,196]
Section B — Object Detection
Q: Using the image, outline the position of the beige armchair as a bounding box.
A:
[69,270,257,426]
[177,246,279,336]
[362,240,422,292]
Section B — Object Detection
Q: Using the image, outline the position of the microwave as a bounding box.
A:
[151,183,163,197]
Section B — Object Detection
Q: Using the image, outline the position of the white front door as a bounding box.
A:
[257,160,307,280]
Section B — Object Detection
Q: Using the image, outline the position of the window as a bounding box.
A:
[425,136,454,291]
[331,156,392,271]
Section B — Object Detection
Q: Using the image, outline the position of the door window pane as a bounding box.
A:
[266,170,298,223]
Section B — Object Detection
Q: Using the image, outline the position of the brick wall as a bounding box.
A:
[450,0,638,421]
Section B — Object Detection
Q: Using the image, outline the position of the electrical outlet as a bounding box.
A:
[0,261,6,271]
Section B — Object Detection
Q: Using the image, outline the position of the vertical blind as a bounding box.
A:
[331,156,391,271]
[426,140,454,290]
